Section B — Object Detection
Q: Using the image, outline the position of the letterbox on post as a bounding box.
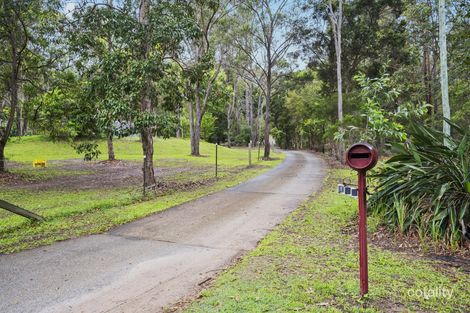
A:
[345,143,378,296]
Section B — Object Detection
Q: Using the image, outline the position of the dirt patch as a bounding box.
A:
[1,159,211,191]
[365,224,470,274]
[0,172,29,186]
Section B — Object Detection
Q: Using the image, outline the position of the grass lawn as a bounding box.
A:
[0,136,283,254]
[5,135,266,168]
[183,169,469,313]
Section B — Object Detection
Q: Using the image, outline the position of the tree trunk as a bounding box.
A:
[23,115,28,135]
[139,0,156,189]
[188,98,195,152]
[227,78,238,148]
[0,142,6,172]
[336,34,343,122]
[192,117,201,155]
[423,45,432,110]
[227,104,232,147]
[16,106,22,136]
[247,84,254,143]
[245,84,250,123]
[141,128,155,189]
[191,90,202,156]
[107,135,115,161]
[255,94,263,146]
[263,82,271,159]
[176,106,182,138]
[438,0,451,142]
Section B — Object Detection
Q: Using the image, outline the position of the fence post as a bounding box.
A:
[143,155,146,196]
[215,143,218,178]
[248,140,252,167]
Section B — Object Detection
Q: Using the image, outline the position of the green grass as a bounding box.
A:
[184,169,469,313]
[6,135,270,168]
[1,136,284,254]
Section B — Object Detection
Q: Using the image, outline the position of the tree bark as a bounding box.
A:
[107,135,115,161]
[176,106,182,138]
[263,78,271,159]
[139,0,156,189]
[188,98,195,152]
[423,45,433,110]
[263,37,272,159]
[227,78,237,148]
[0,142,6,172]
[190,88,202,156]
[438,0,450,142]
[16,106,22,136]
[248,84,255,143]
[255,93,263,147]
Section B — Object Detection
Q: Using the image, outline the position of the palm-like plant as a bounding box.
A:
[369,120,470,245]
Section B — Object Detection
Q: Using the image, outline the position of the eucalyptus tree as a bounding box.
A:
[230,0,296,159]
[438,0,451,141]
[0,0,62,171]
[177,0,229,156]
[326,0,343,124]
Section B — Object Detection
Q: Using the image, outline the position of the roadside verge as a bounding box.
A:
[182,168,469,313]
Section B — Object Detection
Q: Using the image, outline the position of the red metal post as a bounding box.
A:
[358,170,368,296]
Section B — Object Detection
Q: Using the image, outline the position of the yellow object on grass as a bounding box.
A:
[33,160,47,168]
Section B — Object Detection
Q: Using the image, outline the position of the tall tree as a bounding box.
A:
[138,0,155,188]
[326,0,343,123]
[176,0,228,156]
[232,0,295,159]
[438,0,451,141]
[0,0,61,171]
[70,0,197,190]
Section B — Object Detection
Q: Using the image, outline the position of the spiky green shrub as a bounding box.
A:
[369,121,470,245]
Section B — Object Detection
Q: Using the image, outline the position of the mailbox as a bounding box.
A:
[345,142,378,296]
[346,143,378,171]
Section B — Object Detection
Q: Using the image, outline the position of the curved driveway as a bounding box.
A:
[0,151,326,313]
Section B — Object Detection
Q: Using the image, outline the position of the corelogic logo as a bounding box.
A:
[407,286,454,300]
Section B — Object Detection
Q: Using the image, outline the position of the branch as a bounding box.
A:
[232,37,268,77]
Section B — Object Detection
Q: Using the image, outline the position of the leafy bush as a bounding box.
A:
[74,142,101,161]
[369,121,470,245]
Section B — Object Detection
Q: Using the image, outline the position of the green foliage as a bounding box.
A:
[74,142,101,161]
[337,72,430,149]
[66,1,199,142]
[370,121,470,245]
[356,72,405,143]
[276,71,337,150]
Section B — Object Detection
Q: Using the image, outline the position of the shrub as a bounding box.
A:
[369,121,470,245]
[74,142,101,161]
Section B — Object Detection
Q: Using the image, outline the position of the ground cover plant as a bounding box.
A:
[369,121,470,246]
[183,169,469,313]
[0,137,283,254]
